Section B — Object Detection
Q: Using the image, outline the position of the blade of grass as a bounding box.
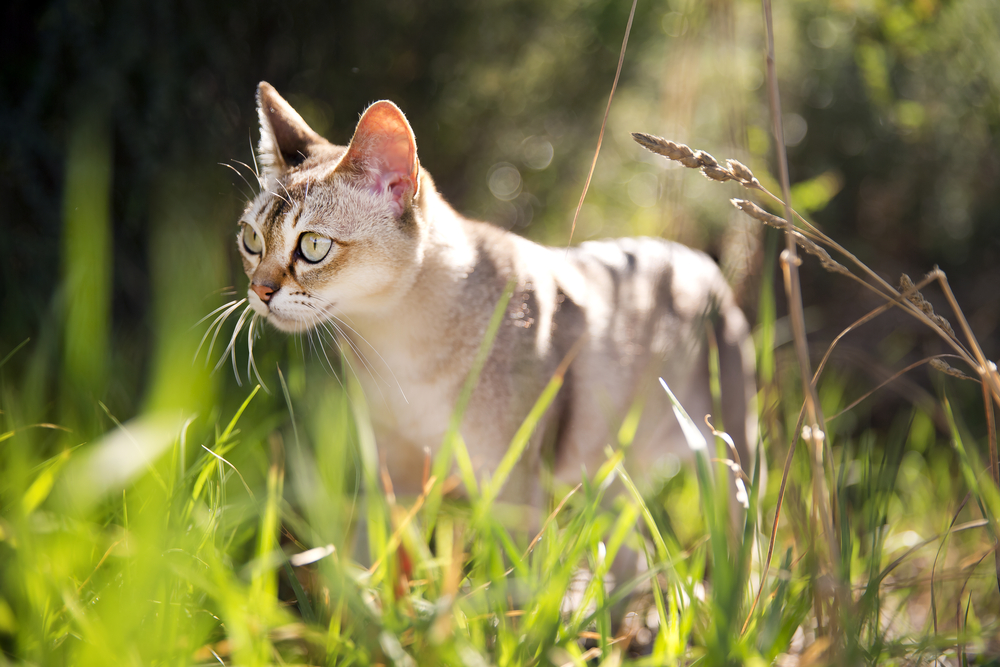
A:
[946,397,1000,538]
[347,370,388,575]
[480,336,584,508]
[0,338,30,371]
[424,276,516,535]
[220,385,261,443]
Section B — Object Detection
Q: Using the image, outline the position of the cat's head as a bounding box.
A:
[237,82,425,332]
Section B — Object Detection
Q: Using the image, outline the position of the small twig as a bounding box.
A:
[956,548,995,665]
[880,519,990,582]
[459,483,584,601]
[522,483,582,560]
[635,140,987,385]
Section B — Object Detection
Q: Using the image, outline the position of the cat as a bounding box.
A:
[237,81,758,512]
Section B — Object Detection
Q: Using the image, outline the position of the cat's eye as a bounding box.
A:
[299,232,333,263]
[242,225,264,254]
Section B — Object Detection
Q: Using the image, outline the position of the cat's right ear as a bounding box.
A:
[256,82,325,177]
[336,101,420,218]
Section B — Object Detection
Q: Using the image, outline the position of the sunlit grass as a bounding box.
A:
[3,257,999,664]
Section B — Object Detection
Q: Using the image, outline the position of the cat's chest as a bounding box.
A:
[344,331,466,440]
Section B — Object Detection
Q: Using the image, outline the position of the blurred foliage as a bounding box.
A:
[2,0,999,432]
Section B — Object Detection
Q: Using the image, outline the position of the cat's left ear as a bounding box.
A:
[257,82,326,176]
[337,101,419,218]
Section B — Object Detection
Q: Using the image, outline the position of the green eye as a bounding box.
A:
[299,232,333,263]
[242,225,263,254]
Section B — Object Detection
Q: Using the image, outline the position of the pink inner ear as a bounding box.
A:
[341,102,419,216]
[377,174,411,217]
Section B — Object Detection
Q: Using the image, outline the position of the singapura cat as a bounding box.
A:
[236,81,758,510]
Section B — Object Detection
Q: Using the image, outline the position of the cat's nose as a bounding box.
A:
[251,281,277,303]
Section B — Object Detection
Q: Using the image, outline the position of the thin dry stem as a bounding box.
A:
[730,200,852,278]
[760,4,837,591]
[749,178,985,369]
[742,403,808,635]
[639,130,1000,627]
[567,0,638,247]
[929,357,974,381]
[985,381,1000,595]
[935,269,1000,409]
[826,355,972,421]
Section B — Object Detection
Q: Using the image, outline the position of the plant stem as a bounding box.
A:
[761,0,840,625]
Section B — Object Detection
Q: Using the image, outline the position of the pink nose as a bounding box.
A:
[252,283,276,303]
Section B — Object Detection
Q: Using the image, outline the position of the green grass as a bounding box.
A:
[2,266,999,665]
[3,105,1000,667]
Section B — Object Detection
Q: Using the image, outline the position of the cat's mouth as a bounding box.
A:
[251,298,330,334]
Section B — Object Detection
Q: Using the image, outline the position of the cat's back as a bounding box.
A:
[530,235,752,481]
[554,236,739,336]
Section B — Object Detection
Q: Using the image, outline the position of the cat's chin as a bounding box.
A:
[264,312,323,334]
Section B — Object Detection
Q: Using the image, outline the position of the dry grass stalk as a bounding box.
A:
[929,358,973,381]
[900,274,957,339]
[828,355,974,421]
[808,270,944,388]
[632,131,1000,405]
[631,133,761,188]
[756,5,839,632]
[730,199,851,278]
[634,7,1000,619]
[635,122,1000,635]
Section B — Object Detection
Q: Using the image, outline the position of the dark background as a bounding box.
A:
[2,0,999,442]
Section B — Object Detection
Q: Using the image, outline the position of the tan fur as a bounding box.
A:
[239,82,759,508]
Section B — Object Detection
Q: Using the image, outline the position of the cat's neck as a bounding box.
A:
[344,177,482,343]
[337,176,528,410]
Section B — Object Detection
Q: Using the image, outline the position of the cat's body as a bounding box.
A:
[239,82,758,507]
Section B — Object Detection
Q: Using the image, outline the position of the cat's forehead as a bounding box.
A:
[245,175,392,239]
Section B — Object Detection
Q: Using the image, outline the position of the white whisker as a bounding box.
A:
[324,320,374,396]
[314,323,340,376]
[321,319,375,383]
[196,299,247,365]
[193,297,242,330]
[215,305,253,384]
[317,302,408,404]
[246,313,269,392]
[305,307,387,405]
[249,133,262,187]
[277,179,294,204]
[270,189,292,207]
[232,160,262,195]
[219,162,256,201]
